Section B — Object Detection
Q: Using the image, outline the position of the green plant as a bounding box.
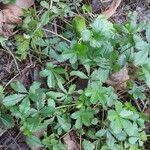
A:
[0,0,16,4]
[1,11,150,150]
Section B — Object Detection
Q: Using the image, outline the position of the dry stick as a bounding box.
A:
[0,48,20,73]
[5,130,22,150]
[4,63,33,89]
[44,29,71,43]
[4,73,20,89]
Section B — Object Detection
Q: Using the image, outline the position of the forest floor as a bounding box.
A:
[0,0,150,150]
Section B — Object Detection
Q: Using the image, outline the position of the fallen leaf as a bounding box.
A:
[103,0,122,19]
[0,0,34,36]
[106,65,129,90]
[63,132,80,150]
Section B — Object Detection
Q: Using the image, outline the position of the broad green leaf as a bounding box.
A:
[96,129,106,137]
[41,11,50,25]
[115,101,123,113]
[0,114,14,129]
[53,143,66,150]
[142,63,150,87]
[129,137,138,144]
[47,73,56,88]
[40,106,55,118]
[146,22,150,43]
[11,81,27,93]
[57,116,71,132]
[3,94,26,107]
[81,111,94,126]
[119,109,133,118]
[134,50,148,66]
[91,15,114,37]
[82,140,95,150]
[40,1,49,9]
[111,118,122,134]
[133,35,150,51]
[73,16,86,34]
[70,71,88,79]
[81,29,91,41]
[26,136,43,148]
[19,97,30,116]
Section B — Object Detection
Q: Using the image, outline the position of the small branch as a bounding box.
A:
[44,29,71,43]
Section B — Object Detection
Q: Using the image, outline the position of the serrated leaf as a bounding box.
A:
[73,16,86,34]
[19,97,30,116]
[0,114,14,129]
[146,22,150,43]
[129,137,138,144]
[96,129,106,137]
[70,71,88,79]
[26,136,43,148]
[57,116,71,132]
[82,140,95,150]
[81,29,91,41]
[134,50,148,66]
[119,109,133,118]
[40,1,49,9]
[47,73,56,88]
[11,81,27,93]
[41,11,50,25]
[3,94,26,107]
[142,63,150,87]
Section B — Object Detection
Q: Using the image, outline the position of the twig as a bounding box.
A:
[44,29,71,43]
[0,48,20,73]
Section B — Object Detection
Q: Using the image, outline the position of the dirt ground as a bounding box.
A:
[0,0,150,149]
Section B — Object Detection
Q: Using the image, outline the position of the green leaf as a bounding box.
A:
[0,114,14,129]
[57,116,71,132]
[41,11,50,25]
[19,97,30,116]
[3,94,26,107]
[133,35,150,51]
[96,129,106,137]
[91,15,114,37]
[129,137,138,144]
[47,73,56,88]
[40,1,49,9]
[142,63,150,87]
[11,81,27,93]
[134,50,148,66]
[26,136,43,148]
[119,109,133,118]
[81,29,91,42]
[73,16,86,34]
[146,22,150,43]
[82,140,95,150]
[70,71,88,79]
[81,111,94,126]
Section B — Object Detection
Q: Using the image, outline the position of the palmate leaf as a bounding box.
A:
[40,63,65,88]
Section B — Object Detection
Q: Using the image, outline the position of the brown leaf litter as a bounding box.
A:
[63,132,80,150]
[0,0,34,36]
[107,65,130,90]
[103,0,122,19]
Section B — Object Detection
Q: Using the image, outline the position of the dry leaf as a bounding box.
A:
[63,133,80,150]
[103,0,122,19]
[0,0,34,35]
[106,65,129,90]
